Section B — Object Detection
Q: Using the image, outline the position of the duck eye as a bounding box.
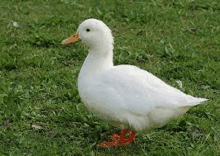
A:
[86,29,90,32]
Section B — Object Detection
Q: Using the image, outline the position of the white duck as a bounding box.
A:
[62,19,208,147]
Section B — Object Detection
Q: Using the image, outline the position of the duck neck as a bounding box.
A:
[79,44,114,79]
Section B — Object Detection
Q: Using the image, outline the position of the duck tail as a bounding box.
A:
[188,97,208,106]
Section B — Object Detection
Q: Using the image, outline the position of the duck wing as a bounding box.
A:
[80,65,207,119]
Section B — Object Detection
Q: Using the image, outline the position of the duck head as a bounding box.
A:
[62,19,114,55]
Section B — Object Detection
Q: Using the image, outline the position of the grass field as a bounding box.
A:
[0,0,220,155]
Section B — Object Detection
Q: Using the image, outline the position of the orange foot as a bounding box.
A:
[98,129,136,148]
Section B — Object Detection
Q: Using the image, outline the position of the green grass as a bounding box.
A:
[0,0,220,155]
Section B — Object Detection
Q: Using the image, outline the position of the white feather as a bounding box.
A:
[76,19,208,131]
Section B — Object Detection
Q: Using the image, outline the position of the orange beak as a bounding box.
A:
[61,33,80,44]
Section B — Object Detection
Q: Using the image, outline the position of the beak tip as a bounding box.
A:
[61,39,66,44]
[61,33,80,45]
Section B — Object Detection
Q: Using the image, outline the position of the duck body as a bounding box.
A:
[78,55,207,131]
[62,19,208,147]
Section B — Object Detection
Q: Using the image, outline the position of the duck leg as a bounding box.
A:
[120,129,136,144]
[98,129,136,148]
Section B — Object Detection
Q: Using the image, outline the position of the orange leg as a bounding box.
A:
[98,129,136,148]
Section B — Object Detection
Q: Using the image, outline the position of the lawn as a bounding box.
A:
[0,0,220,155]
